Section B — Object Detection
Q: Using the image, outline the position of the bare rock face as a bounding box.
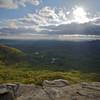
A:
[0,80,100,100]
[16,84,51,100]
[0,90,13,100]
[43,79,69,87]
[0,84,16,100]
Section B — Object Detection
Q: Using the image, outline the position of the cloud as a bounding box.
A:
[0,0,41,9]
[0,6,70,31]
[29,6,100,27]
[0,6,100,37]
[19,6,71,30]
[7,21,18,29]
[18,0,41,7]
[0,0,17,9]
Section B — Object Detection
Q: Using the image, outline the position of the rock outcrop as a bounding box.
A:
[0,79,100,100]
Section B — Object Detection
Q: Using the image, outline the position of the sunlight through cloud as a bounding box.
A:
[73,7,89,23]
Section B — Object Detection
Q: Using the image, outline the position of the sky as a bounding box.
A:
[0,0,100,40]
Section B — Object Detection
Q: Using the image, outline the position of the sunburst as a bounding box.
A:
[73,7,89,23]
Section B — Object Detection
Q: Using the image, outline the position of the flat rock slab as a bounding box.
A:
[0,80,100,100]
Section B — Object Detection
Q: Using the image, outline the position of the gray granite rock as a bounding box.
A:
[0,80,100,100]
[0,87,14,100]
[43,79,69,87]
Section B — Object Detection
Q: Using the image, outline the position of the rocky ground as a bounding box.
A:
[0,79,100,100]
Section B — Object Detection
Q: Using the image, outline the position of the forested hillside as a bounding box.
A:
[0,40,100,84]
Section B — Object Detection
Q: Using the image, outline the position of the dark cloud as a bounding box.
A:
[0,22,100,36]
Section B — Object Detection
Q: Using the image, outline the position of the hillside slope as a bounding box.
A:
[0,45,25,64]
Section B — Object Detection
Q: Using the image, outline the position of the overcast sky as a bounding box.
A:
[0,0,100,40]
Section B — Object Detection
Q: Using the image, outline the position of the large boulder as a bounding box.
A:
[43,79,70,87]
[0,87,14,100]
